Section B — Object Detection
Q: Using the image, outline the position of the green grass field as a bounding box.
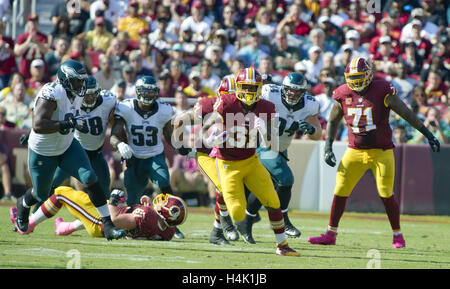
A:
[1,204,450,270]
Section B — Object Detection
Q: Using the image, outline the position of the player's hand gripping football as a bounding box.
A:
[205,126,228,147]
[110,189,126,206]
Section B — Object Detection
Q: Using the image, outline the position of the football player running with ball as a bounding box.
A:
[237,72,322,244]
[307,57,440,248]
[209,68,300,256]
[11,60,125,240]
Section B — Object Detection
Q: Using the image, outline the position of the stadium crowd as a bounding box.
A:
[0,0,449,204]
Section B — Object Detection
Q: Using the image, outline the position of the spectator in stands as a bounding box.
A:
[258,56,282,85]
[45,37,69,79]
[302,45,323,86]
[277,3,311,37]
[90,0,126,25]
[208,45,231,78]
[66,2,90,37]
[400,39,424,76]
[312,67,335,96]
[339,1,374,44]
[424,70,448,105]
[317,15,343,54]
[63,37,94,73]
[327,0,350,27]
[411,106,449,145]
[301,28,332,59]
[410,85,430,118]
[150,3,181,37]
[0,106,14,202]
[128,50,154,79]
[84,16,114,52]
[341,29,370,60]
[165,43,192,76]
[197,58,221,92]
[393,125,409,144]
[220,5,239,45]
[270,31,302,72]
[14,14,49,81]
[372,36,399,75]
[369,18,401,57]
[0,72,33,105]
[183,70,215,99]
[401,8,440,44]
[179,0,213,43]
[407,19,433,61]
[106,38,129,74]
[158,71,172,99]
[48,15,72,50]
[0,19,18,90]
[167,59,190,98]
[334,44,353,79]
[84,9,114,34]
[391,62,419,104]
[117,1,148,42]
[315,77,336,121]
[0,82,32,129]
[94,54,121,90]
[112,79,128,102]
[138,37,163,75]
[206,29,237,66]
[204,0,221,22]
[121,64,137,99]
[148,16,177,53]
[254,7,278,43]
[26,59,49,94]
[237,28,270,69]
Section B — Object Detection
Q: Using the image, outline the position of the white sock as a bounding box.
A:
[72,220,84,230]
[393,230,402,236]
[96,204,110,218]
[30,207,47,224]
[219,210,229,217]
[275,232,286,245]
[213,220,221,229]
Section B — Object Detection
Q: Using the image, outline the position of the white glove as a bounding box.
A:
[254,116,267,135]
[205,127,228,147]
[117,142,133,160]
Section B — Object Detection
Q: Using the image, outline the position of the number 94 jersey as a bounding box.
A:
[75,90,116,151]
[333,79,395,150]
[114,99,175,158]
[261,84,319,152]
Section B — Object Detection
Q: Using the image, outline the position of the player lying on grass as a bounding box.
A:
[9,186,187,241]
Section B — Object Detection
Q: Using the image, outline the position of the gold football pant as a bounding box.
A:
[215,154,280,222]
[42,186,103,237]
[334,148,395,198]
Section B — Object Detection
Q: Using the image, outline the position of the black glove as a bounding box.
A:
[176,146,192,156]
[324,137,336,167]
[109,189,126,206]
[419,125,440,152]
[59,116,87,133]
[298,120,316,135]
[19,131,30,146]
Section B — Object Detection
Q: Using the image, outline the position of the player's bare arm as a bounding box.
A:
[324,102,344,167]
[386,92,440,152]
[110,117,128,150]
[163,120,175,148]
[32,97,61,134]
[304,114,322,140]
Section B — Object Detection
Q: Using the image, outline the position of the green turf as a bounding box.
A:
[1,205,450,269]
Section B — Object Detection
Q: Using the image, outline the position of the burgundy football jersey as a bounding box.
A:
[116,205,175,240]
[333,79,396,150]
[214,93,276,160]
[193,97,217,154]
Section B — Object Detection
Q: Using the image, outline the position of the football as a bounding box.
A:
[207,122,226,137]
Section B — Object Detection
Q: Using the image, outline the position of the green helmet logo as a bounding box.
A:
[57,60,89,98]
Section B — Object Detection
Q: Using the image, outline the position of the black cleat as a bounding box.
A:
[236,215,256,244]
[283,212,301,238]
[209,227,232,246]
[15,196,30,233]
[220,215,239,241]
[174,227,185,239]
[103,217,126,240]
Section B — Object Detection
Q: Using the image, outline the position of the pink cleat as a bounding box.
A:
[392,234,406,248]
[307,230,337,245]
[9,207,36,235]
[54,217,76,236]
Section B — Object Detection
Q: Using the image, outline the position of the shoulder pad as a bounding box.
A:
[38,82,61,102]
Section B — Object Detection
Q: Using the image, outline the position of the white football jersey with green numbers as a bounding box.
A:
[261,83,319,152]
[74,90,116,151]
[114,99,174,159]
[28,81,83,156]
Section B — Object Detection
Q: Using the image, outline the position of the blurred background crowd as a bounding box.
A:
[0,0,449,204]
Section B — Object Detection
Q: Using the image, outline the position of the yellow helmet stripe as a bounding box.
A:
[247,68,253,80]
[350,57,359,73]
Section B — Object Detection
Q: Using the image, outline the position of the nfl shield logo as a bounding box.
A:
[345,98,352,105]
